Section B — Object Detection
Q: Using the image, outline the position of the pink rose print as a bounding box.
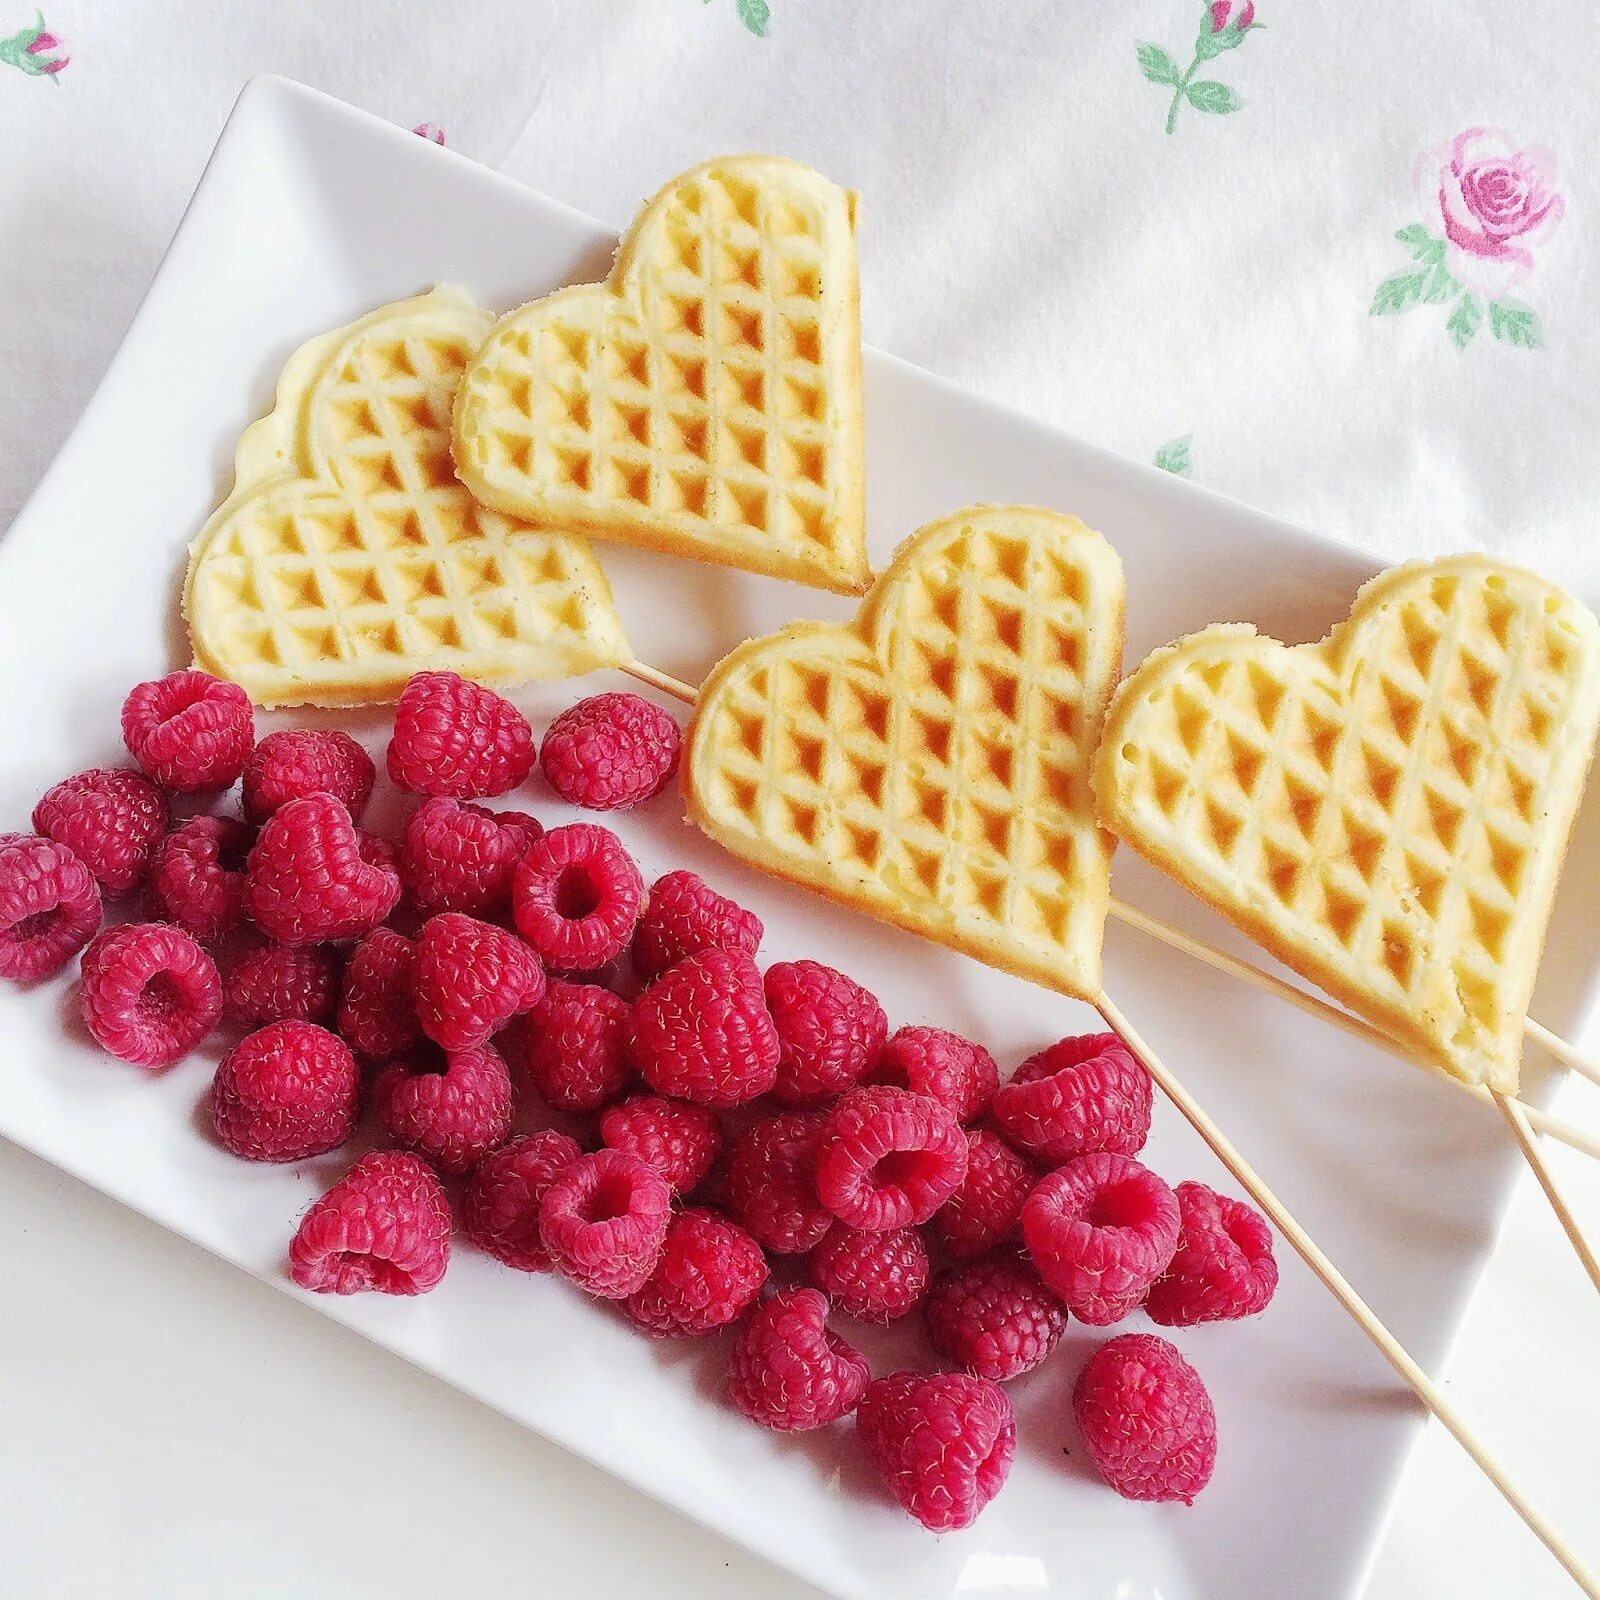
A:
[1137,2,1263,135]
[0,11,69,79]
[413,122,446,146]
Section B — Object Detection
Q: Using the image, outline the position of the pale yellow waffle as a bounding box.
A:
[452,155,869,596]
[686,506,1124,1000]
[185,286,629,707]
[1094,557,1600,1092]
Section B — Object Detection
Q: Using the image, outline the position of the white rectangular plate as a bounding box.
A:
[2,76,1594,1600]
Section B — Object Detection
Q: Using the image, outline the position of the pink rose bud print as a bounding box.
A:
[1,14,69,77]
[413,122,446,146]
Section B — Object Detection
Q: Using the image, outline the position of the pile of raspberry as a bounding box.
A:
[0,666,1279,1531]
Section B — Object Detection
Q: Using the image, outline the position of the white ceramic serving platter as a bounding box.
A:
[0,75,1594,1600]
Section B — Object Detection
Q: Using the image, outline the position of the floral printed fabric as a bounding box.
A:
[1137,3,1262,133]
[0,11,67,78]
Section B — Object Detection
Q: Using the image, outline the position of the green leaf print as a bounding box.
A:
[1445,293,1481,350]
[736,0,771,35]
[1153,436,1193,477]
[1394,224,1445,264]
[1369,268,1431,316]
[1136,42,1183,85]
[1184,80,1242,115]
[1489,299,1543,348]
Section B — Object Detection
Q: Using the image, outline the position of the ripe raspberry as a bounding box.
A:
[631,948,779,1108]
[517,977,634,1111]
[538,1148,671,1298]
[337,927,420,1059]
[289,1150,451,1295]
[726,1110,833,1254]
[924,1259,1067,1382]
[624,1208,769,1336]
[387,671,534,798]
[993,1032,1152,1165]
[374,1041,514,1175]
[399,797,541,920]
[929,1128,1038,1261]
[144,816,252,941]
[412,912,544,1052]
[1073,1333,1217,1504]
[462,1129,582,1272]
[512,823,643,971]
[808,1223,928,1321]
[599,1094,721,1194]
[1144,1181,1278,1327]
[243,729,376,824]
[1022,1152,1179,1325]
[33,768,168,895]
[869,1025,998,1125]
[630,868,762,984]
[814,1086,968,1231]
[245,793,401,944]
[765,959,887,1107]
[224,939,343,1027]
[121,671,254,792]
[539,692,681,810]
[210,1020,361,1161]
[727,1287,870,1431]
[79,921,222,1066]
[0,834,101,982]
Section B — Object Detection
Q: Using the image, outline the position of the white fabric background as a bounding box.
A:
[2,3,1598,1596]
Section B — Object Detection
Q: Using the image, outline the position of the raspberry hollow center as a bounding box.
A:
[139,972,186,1022]
[554,865,603,921]
[579,1171,637,1224]
[9,909,61,944]
[1083,1178,1149,1230]
[872,1149,937,1192]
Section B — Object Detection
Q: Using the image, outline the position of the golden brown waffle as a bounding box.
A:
[185,286,629,707]
[452,156,869,595]
[686,506,1124,1000]
[1095,557,1600,1092]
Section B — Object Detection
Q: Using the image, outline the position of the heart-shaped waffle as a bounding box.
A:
[686,506,1124,1000]
[1094,557,1600,1091]
[185,287,629,707]
[452,156,869,596]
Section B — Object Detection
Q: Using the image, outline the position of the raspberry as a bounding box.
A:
[462,1130,582,1272]
[924,1259,1067,1382]
[243,729,375,824]
[630,868,762,984]
[33,768,168,895]
[210,1020,361,1161]
[624,1208,768,1335]
[814,1086,968,1231]
[855,1371,1015,1531]
[289,1150,451,1295]
[726,1110,833,1254]
[517,977,634,1111]
[1022,1152,1180,1325]
[245,793,401,944]
[929,1129,1037,1261]
[993,1032,1151,1165]
[538,1148,671,1298]
[144,816,252,940]
[223,939,343,1027]
[631,948,779,1108]
[374,1041,514,1175]
[869,1025,998,1125]
[539,692,682,810]
[0,834,101,982]
[337,927,420,1058]
[1073,1333,1217,1504]
[727,1287,870,1431]
[512,823,644,971]
[412,912,544,1051]
[79,921,222,1066]
[599,1094,721,1194]
[121,671,254,792]
[1144,1181,1278,1327]
[387,671,534,798]
[399,797,541,920]
[764,959,887,1107]
[808,1223,928,1321]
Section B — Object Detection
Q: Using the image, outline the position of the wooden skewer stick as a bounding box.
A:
[1526,1018,1600,1091]
[1494,1091,1600,1295]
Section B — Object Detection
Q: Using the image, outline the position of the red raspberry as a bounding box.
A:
[808,1223,928,1321]
[814,1086,968,1231]
[624,1208,769,1335]
[243,729,375,824]
[599,1094,721,1194]
[856,1371,1015,1531]
[412,912,544,1051]
[630,868,762,984]
[869,1025,998,1124]
[929,1128,1038,1260]
[399,797,541,920]
[245,793,401,944]
[387,671,533,798]
[79,921,222,1066]
[375,1041,514,1175]
[512,823,643,971]
[121,671,254,792]
[764,959,887,1107]
[539,692,681,810]
[631,948,779,1108]
[1073,1333,1217,1504]
[33,768,168,895]
[144,816,252,941]
[462,1129,582,1272]
[1022,1152,1180,1325]
[727,1287,870,1431]
[337,928,420,1058]
[726,1110,832,1254]
[924,1258,1067,1382]
[223,940,342,1027]
[993,1032,1151,1165]
[0,834,101,982]
[1144,1181,1278,1327]
[538,1147,671,1298]
[210,1020,361,1161]
[517,977,634,1111]
[289,1150,451,1295]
